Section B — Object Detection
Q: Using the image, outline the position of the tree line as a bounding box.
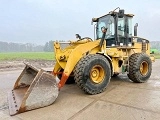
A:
[0,40,67,52]
[0,40,159,52]
[150,41,160,51]
[0,41,44,52]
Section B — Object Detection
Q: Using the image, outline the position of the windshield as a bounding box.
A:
[96,15,114,39]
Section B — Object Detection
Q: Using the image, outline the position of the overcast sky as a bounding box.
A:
[0,0,160,45]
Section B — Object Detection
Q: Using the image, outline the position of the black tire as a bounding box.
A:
[112,73,119,77]
[74,54,111,95]
[127,53,152,83]
[57,69,75,84]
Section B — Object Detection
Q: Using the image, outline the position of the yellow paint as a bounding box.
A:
[140,61,148,75]
[53,37,155,80]
[90,65,105,84]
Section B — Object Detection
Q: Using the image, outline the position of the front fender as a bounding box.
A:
[58,40,100,88]
[97,52,113,75]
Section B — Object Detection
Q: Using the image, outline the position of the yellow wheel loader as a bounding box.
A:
[8,8,155,115]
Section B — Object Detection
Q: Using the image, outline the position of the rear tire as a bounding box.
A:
[127,53,152,83]
[74,54,111,94]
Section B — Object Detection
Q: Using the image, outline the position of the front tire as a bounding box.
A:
[127,53,152,83]
[74,54,111,94]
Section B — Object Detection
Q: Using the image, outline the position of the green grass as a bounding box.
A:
[0,52,55,61]
[154,54,160,59]
[0,52,159,61]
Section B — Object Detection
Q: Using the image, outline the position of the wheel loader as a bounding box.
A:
[8,8,155,115]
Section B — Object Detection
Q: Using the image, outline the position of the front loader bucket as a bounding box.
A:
[8,64,59,116]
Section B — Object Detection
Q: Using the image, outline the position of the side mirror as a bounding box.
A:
[92,18,99,22]
[118,9,124,18]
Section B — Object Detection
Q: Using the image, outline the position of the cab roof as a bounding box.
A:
[92,11,134,22]
[98,11,134,19]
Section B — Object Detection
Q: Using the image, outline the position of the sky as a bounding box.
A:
[0,0,160,45]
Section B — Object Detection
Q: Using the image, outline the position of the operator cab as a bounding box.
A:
[92,8,134,47]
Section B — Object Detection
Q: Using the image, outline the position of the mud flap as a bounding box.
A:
[8,64,59,116]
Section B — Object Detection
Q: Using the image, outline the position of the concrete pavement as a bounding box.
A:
[0,60,160,120]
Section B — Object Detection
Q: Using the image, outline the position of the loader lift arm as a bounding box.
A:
[53,40,102,88]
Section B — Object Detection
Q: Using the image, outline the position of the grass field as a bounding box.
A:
[0,52,159,61]
[0,52,55,61]
[154,54,160,59]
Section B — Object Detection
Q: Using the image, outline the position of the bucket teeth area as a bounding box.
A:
[8,64,59,116]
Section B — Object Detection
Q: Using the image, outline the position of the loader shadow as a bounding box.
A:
[59,74,133,96]
[110,74,133,85]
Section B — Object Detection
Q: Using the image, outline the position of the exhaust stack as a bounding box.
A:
[134,23,138,36]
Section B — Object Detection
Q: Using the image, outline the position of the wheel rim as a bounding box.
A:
[90,65,105,84]
[140,61,148,76]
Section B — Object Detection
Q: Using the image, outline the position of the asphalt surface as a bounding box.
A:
[0,60,160,120]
